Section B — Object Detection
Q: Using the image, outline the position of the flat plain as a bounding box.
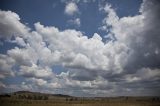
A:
[0,91,160,106]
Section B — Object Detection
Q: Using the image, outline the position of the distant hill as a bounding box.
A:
[12,91,72,97]
[1,91,160,101]
[0,91,72,100]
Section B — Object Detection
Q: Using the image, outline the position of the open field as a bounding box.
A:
[1,99,160,106]
[1,98,160,106]
[0,91,160,106]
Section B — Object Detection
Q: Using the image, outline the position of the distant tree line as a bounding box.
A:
[18,95,48,100]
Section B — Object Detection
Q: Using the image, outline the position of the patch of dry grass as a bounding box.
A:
[0,98,160,106]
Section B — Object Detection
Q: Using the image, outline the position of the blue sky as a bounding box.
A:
[0,0,160,97]
[0,0,142,36]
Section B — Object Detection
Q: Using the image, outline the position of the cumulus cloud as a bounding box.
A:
[19,64,53,79]
[34,23,124,74]
[13,37,27,47]
[125,68,160,83]
[0,54,15,79]
[0,10,30,39]
[7,47,33,66]
[101,0,160,73]
[65,2,78,15]
[0,82,6,88]
[0,0,160,96]
[68,18,81,27]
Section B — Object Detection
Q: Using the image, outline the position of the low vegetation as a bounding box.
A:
[0,91,160,106]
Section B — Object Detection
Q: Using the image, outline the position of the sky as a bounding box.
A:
[0,0,160,97]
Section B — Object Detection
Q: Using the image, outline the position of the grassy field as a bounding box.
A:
[1,97,160,106]
[0,91,160,106]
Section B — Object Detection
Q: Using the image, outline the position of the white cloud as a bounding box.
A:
[103,3,119,26]
[25,77,61,90]
[0,82,6,89]
[65,2,78,15]
[67,53,92,68]
[101,0,160,73]
[0,54,15,79]
[0,10,30,39]
[14,37,27,47]
[124,67,160,83]
[27,78,47,86]
[19,64,53,79]
[68,18,81,27]
[7,47,34,66]
[136,68,160,80]
[34,22,125,73]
